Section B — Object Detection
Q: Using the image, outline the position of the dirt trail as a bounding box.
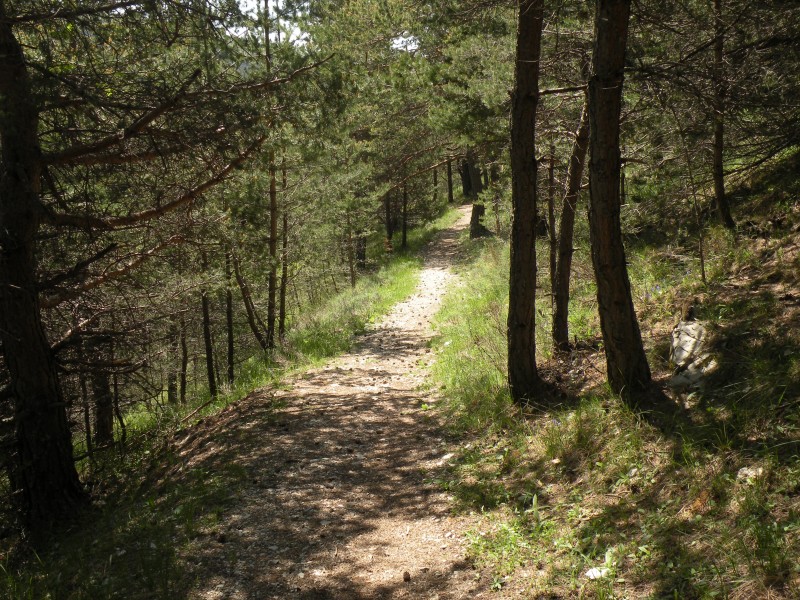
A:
[185,205,491,599]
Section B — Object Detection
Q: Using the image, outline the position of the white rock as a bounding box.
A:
[671,321,706,367]
[736,466,764,482]
[585,567,610,580]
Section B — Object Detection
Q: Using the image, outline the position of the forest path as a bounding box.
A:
[185,205,492,599]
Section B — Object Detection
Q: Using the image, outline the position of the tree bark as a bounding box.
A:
[355,233,366,269]
[401,184,408,249]
[547,144,557,308]
[231,251,270,352]
[459,160,471,197]
[266,152,278,348]
[432,167,439,205]
[346,214,357,288]
[200,255,217,399]
[467,152,483,197]
[279,186,289,342]
[167,318,179,403]
[225,253,235,386]
[0,7,86,526]
[507,0,545,404]
[179,315,188,403]
[384,193,394,251]
[446,158,454,203]
[553,98,590,352]
[88,336,114,447]
[712,0,736,229]
[587,0,651,399]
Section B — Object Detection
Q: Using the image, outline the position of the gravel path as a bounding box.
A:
[183,206,492,599]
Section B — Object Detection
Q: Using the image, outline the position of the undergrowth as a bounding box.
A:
[431,155,800,598]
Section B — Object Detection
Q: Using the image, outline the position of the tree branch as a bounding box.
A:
[43,69,201,167]
[45,134,267,231]
[40,235,184,309]
[7,1,140,24]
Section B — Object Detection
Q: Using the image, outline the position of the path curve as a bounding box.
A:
[184,205,492,599]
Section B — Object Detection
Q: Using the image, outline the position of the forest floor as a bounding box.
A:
[174,205,491,599]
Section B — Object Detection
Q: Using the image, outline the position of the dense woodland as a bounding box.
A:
[1,0,799,597]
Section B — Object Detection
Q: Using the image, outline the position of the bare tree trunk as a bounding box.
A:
[168,317,179,403]
[279,176,289,342]
[553,99,590,352]
[507,0,545,404]
[266,152,278,348]
[432,167,439,205]
[0,11,85,526]
[200,254,217,398]
[346,214,357,288]
[446,159,454,203]
[384,193,394,252]
[355,233,366,269]
[401,184,408,249]
[225,253,234,386]
[201,288,217,398]
[78,342,93,459]
[712,0,736,229]
[587,0,651,400]
[467,151,483,197]
[179,315,188,404]
[264,1,278,347]
[547,144,557,309]
[232,251,270,352]
[88,336,114,447]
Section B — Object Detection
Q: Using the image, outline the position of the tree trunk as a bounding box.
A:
[179,315,188,404]
[587,0,651,399]
[266,152,278,348]
[470,203,491,238]
[92,374,114,447]
[432,167,439,205]
[232,251,270,352]
[507,0,545,404]
[78,342,93,458]
[553,98,590,352]
[355,233,367,269]
[279,198,289,342]
[446,158,454,203]
[0,10,85,527]
[346,214,357,288]
[467,152,483,197]
[547,144,557,309]
[167,317,179,403]
[85,335,114,447]
[199,255,217,398]
[384,193,394,252]
[401,184,408,249]
[712,0,736,229]
[225,253,235,386]
[459,159,471,197]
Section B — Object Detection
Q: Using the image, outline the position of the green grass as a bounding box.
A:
[429,155,800,598]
